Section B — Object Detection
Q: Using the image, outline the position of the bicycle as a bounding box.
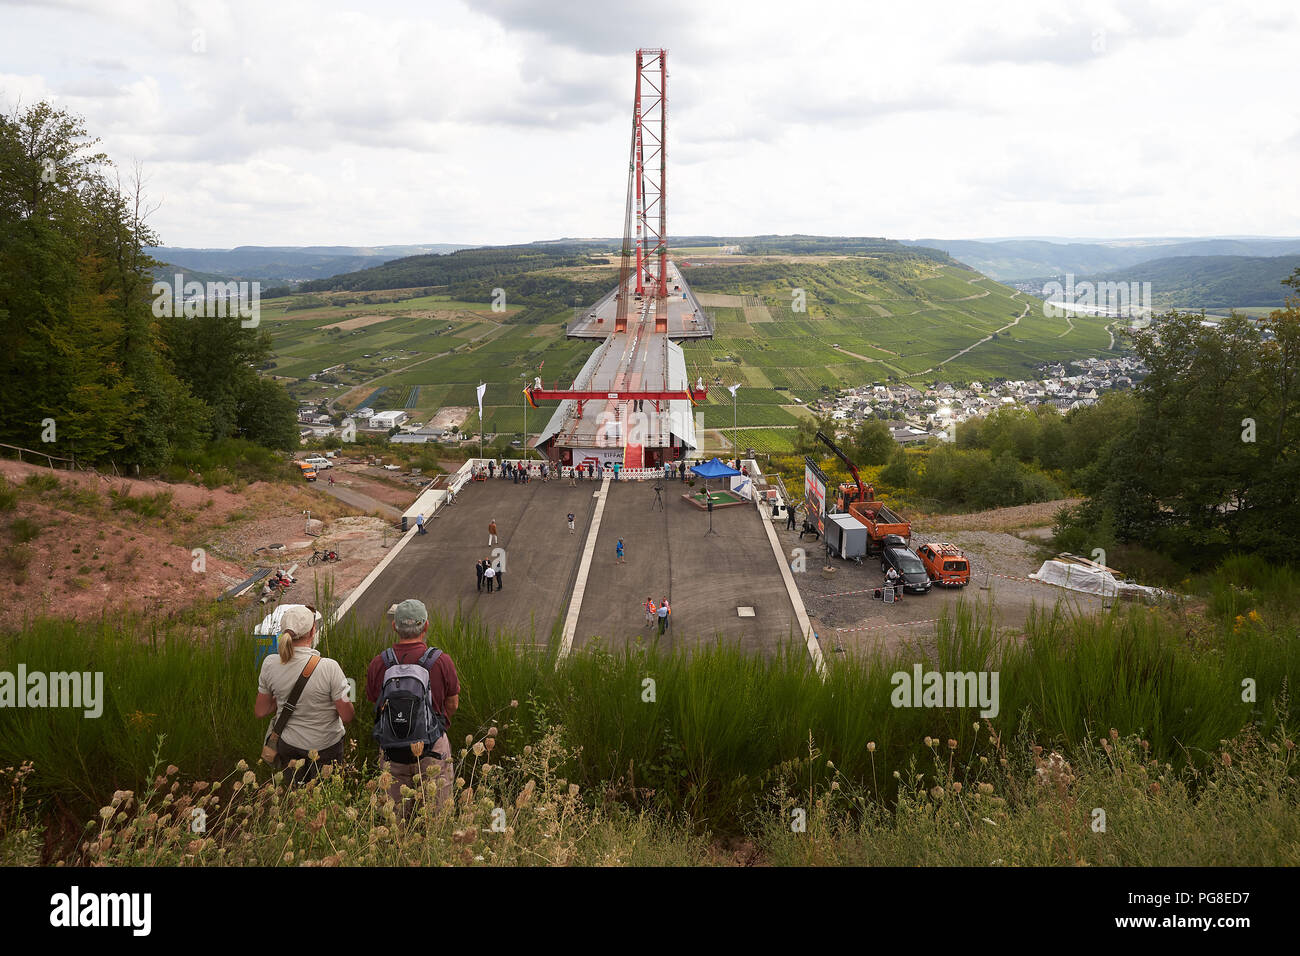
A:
[307,549,340,566]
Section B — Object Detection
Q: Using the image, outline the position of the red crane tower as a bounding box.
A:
[618,48,669,335]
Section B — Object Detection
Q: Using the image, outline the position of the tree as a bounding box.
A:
[845,418,894,466]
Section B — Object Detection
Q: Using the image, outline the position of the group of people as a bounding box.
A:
[475,555,503,592]
[643,596,672,634]
[255,599,460,818]
[661,461,689,482]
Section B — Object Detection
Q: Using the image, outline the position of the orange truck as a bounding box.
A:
[816,431,911,551]
[917,543,970,587]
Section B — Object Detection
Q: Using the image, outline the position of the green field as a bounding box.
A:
[265,255,1125,440]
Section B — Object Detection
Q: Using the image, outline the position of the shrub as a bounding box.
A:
[8,517,40,543]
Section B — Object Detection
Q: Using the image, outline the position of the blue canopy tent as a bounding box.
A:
[691,457,741,501]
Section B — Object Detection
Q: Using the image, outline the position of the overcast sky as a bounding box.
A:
[3,0,1298,248]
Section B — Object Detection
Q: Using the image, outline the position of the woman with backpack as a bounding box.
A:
[254,604,353,784]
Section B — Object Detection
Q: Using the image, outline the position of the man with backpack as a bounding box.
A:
[365,599,460,819]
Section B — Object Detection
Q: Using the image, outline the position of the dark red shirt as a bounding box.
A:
[365,641,460,724]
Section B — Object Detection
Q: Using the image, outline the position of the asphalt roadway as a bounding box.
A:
[339,474,802,656]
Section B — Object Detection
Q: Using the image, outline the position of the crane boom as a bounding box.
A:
[815,430,866,503]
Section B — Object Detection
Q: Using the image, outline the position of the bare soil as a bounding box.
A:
[0,459,413,629]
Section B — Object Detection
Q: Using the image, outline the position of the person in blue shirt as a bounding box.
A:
[616,538,625,564]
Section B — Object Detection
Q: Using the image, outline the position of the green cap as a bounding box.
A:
[392,599,428,626]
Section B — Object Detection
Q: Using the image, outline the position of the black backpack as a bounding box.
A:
[372,647,444,759]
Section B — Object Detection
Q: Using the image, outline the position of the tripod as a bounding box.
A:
[705,497,718,536]
[651,484,664,511]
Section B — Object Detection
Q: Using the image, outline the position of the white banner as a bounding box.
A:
[476,382,486,419]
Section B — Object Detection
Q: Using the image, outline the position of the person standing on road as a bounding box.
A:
[475,558,484,592]
[644,596,656,628]
[678,461,686,481]
[616,538,625,564]
[483,560,496,593]
[785,503,798,531]
[656,599,670,635]
[493,556,504,592]
[569,466,577,487]
[488,519,498,546]
[567,512,575,534]
[488,459,495,479]
[416,513,427,535]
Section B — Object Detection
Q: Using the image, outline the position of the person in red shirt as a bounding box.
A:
[365,599,460,817]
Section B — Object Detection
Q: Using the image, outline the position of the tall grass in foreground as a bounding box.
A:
[1,586,1295,847]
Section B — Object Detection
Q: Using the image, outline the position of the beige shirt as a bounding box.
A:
[257,646,349,752]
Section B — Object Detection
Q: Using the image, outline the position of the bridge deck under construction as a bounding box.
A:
[538,260,711,466]
[566,260,712,340]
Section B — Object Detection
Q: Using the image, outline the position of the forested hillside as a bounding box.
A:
[0,103,298,469]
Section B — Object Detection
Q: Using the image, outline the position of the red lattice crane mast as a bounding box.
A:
[616,48,668,335]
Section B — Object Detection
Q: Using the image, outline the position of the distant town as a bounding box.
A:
[809,354,1147,445]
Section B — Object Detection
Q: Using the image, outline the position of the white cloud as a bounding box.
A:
[1,0,1297,246]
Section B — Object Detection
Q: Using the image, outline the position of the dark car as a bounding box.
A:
[881,545,932,594]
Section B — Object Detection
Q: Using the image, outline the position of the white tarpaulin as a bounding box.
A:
[1030,560,1119,597]
[730,475,754,500]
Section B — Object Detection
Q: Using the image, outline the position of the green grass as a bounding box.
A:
[2,581,1295,838]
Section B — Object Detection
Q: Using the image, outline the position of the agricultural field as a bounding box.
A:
[265,253,1124,441]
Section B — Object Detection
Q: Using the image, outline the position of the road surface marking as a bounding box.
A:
[558,476,612,662]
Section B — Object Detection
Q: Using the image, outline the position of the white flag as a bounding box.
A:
[476,382,486,419]
[728,383,740,398]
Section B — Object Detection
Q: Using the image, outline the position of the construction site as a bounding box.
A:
[527,49,714,474]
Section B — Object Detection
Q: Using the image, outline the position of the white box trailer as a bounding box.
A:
[825,512,869,560]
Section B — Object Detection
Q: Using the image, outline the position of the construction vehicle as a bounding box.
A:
[814,430,910,551]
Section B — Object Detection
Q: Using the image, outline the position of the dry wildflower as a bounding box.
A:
[242,771,256,786]
[972,722,980,731]
[465,734,473,746]
[284,851,294,863]
[235,759,248,772]
[979,756,988,765]
[951,782,962,794]
[930,786,945,800]
[472,742,486,757]
[568,783,580,798]
[1221,752,1232,767]
[166,765,179,776]
[830,781,840,791]
[510,699,518,708]
[309,809,327,834]
[487,726,498,738]
[947,739,957,750]
[410,740,425,759]
[924,736,933,748]
[523,745,533,756]
[866,742,876,752]
[978,783,994,795]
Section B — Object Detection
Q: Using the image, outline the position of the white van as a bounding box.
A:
[303,456,332,470]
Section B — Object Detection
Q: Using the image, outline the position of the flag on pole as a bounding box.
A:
[538,360,544,370]
[476,382,486,419]
[728,383,740,398]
